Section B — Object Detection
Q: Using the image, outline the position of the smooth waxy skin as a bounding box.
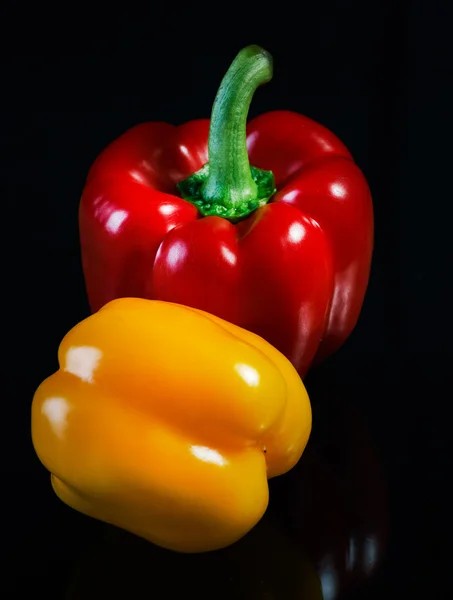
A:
[31,298,311,553]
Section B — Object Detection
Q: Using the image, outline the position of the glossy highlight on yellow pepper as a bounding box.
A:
[31,298,312,553]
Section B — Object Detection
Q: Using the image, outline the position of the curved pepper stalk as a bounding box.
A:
[177,45,276,221]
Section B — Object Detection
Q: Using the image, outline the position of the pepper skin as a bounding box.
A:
[31,298,311,553]
[79,46,374,378]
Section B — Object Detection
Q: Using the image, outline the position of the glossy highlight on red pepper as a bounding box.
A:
[79,45,374,377]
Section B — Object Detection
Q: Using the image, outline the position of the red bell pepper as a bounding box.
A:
[79,45,373,377]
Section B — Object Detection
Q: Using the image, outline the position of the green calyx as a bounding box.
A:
[177,163,275,222]
[177,45,276,222]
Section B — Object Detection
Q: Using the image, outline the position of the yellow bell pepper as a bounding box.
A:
[31,298,311,553]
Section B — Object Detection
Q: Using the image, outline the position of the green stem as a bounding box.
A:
[202,45,273,207]
[177,45,276,223]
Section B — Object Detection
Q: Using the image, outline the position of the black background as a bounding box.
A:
[2,1,452,597]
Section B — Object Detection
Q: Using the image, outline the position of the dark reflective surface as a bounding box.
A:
[268,366,389,600]
[65,515,323,599]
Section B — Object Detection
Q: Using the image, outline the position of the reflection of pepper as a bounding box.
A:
[31,298,311,553]
[269,367,389,599]
[79,45,373,377]
[65,515,323,600]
